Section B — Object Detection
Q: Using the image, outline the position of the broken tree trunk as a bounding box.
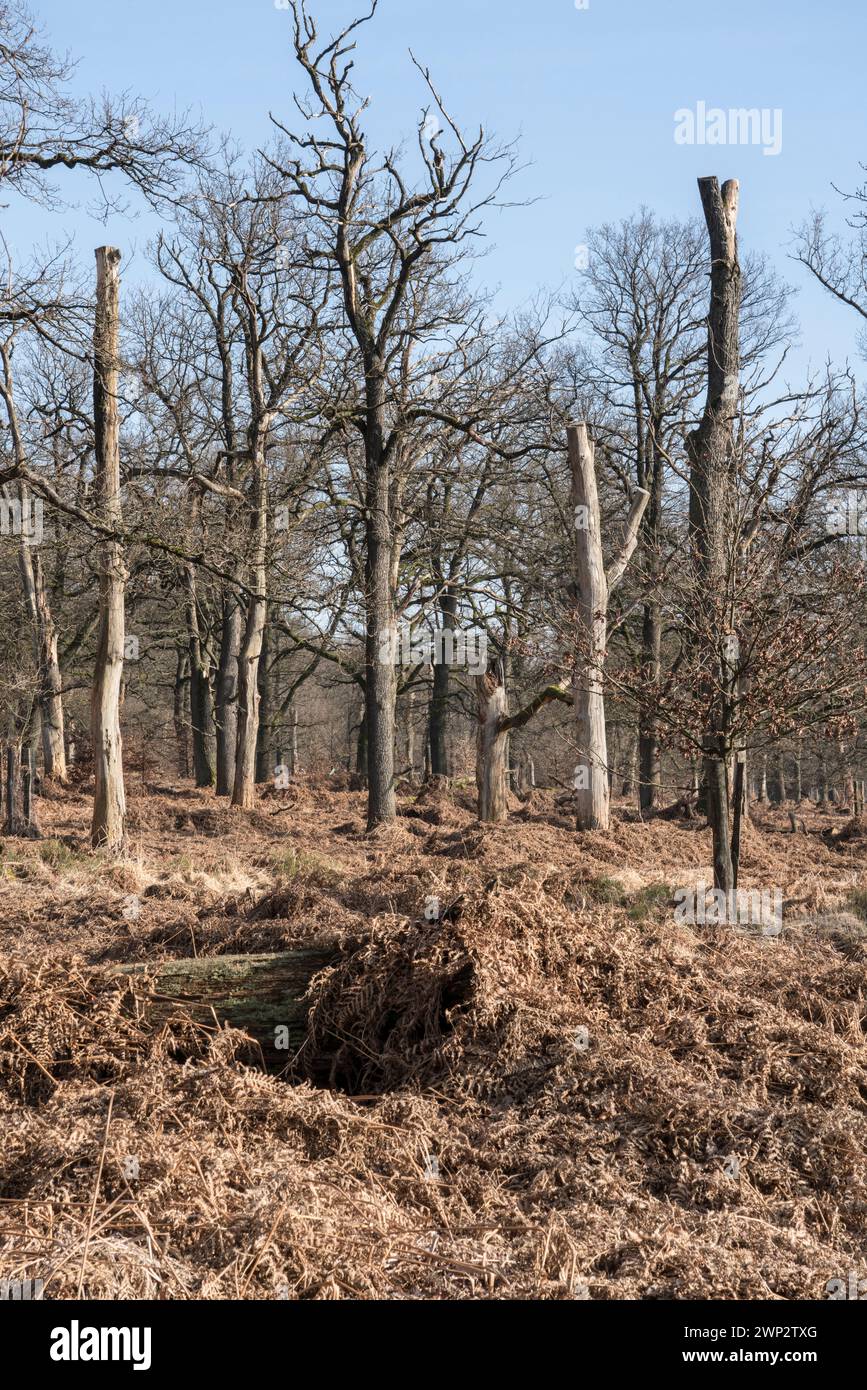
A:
[476,664,510,822]
[568,420,649,832]
[232,446,269,810]
[475,666,571,824]
[107,949,336,1069]
[90,246,127,852]
[686,176,742,891]
[4,733,39,837]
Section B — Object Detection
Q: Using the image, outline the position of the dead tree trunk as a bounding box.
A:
[686,177,742,891]
[3,719,39,837]
[106,949,336,1070]
[232,447,268,810]
[569,421,649,832]
[475,667,571,824]
[476,664,510,823]
[215,592,242,795]
[90,246,126,853]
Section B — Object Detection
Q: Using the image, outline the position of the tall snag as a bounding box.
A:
[569,421,648,832]
[90,245,127,852]
[686,177,741,890]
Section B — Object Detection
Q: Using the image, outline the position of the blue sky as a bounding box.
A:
[5,0,867,378]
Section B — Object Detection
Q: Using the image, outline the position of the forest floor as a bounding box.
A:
[1,771,867,1300]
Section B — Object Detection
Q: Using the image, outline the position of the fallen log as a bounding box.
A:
[106,949,337,1069]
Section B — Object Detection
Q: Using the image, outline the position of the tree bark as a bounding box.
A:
[365,403,397,828]
[570,421,609,830]
[255,611,273,784]
[686,177,742,891]
[569,420,649,832]
[4,731,39,836]
[173,648,191,779]
[475,674,570,824]
[90,245,126,852]
[476,665,510,823]
[622,729,639,799]
[232,448,268,810]
[215,592,242,795]
[731,753,746,888]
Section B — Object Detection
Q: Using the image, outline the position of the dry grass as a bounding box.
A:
[0,777,865,1299]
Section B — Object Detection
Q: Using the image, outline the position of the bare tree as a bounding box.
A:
[272,0,518,828]
[0,0,204,211]
[796,172,867,350]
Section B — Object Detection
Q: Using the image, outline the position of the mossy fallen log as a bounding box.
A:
[107,950,337,1068]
